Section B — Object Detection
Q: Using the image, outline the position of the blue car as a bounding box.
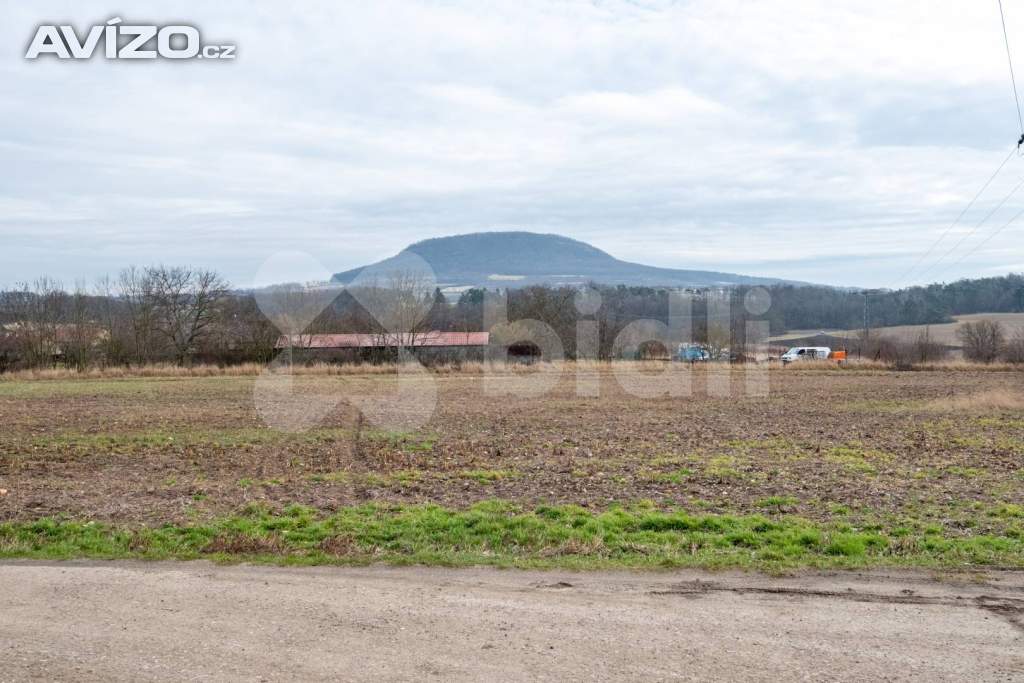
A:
[676,345,710,362]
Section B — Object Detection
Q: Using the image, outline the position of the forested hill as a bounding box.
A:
[757,274,1024,333]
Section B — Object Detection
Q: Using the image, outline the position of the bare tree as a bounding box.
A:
[207,293,281,363]
[9,278,66,368]
[255,281,343,354]
[119,266,159,364]
[65,281,92,371]
[957,320,1005,363]
[704,322,732,361]
[912,327,947,363]
[93,275,130,366]
[356,270,435,359]
[508,286,577,356]
[147,266,229,365]
[1002,329,1024,364]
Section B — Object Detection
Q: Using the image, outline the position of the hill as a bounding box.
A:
[770,313,1024,347]
[332,232,795,289]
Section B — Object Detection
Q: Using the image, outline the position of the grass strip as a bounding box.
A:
[2,501,1023,570]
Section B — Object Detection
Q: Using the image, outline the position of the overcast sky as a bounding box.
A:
[3,0,1024,289]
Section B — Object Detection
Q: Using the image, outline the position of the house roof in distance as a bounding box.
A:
[276,331,489,349]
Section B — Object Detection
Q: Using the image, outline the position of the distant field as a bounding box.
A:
[772,312,1024,347]
[2,366,1024,569]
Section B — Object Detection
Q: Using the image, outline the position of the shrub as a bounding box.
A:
[958,320,1005,363]
[1002,329,1024,364]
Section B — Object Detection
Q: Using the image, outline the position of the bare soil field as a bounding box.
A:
[1,365,1023,568]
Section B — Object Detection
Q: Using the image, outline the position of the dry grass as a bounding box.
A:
[2,357,1022,382]
[0,362,430,381]
[925,389,1024,412]
[784,359,1024,372]
[0,359,693,381]
[201,532,286,555]
[0,363,265,381]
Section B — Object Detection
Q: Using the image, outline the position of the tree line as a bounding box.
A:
[2,267,1023,371]
[0,267,277,371]
[760,274,1024,332]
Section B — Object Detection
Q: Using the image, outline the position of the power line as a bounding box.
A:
[913,168,1024,283]
[890,146,1015,288]
[924,0,1024,282]
[999,0,1024,135]
[888,2,1024,289]
[934,203,1024,279]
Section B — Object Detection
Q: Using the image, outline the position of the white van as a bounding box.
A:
[780,346,831,364]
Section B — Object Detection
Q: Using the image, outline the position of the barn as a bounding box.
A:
[276,331,490,364]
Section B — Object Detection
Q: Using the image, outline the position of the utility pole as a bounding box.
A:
[862,293,868,339]
[861,292,868,359]
[861,289,877,359]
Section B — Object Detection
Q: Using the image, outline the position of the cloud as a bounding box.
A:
[555,87,726,123]
[1,0,1024,288]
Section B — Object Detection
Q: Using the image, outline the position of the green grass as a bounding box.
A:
[991,503,1024,519]
[725,437,803,459]
[0,376,251,399]
[706,456,743,480]
[358,470,422,488]
[912,465,990,480]
[647,468,693,484]
[648,453,690,467]
[374,430,438,453]
[18,427,354,452]
[977,417,1024,430]
[825,445,892,475]
[10,425,446,455]
[2,501,1023,570]
[757,496,799,511]
[459,469,519,484]
[945,466,987,478]
[308,471,351,484]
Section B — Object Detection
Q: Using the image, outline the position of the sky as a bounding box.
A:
[3,0,1024,289]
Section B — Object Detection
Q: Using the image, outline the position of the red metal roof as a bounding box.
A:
[276,331,489,349]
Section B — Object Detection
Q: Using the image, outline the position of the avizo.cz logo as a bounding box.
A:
[25,17,235,60]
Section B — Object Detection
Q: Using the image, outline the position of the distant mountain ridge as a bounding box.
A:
[332,231,797,288]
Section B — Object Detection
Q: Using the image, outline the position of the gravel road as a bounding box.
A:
[1,561,1022,681]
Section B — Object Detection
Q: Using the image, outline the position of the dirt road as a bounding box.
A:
[1,562,1022,681]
